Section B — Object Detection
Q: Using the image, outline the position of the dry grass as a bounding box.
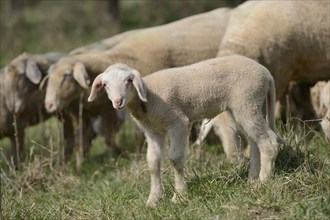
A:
[1,118,329,219]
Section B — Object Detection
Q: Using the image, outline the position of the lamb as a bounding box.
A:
[87,55,285,207]
[44,7,232,154]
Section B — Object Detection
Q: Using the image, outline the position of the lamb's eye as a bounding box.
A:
[127,78,133,83]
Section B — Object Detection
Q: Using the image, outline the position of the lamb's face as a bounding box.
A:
[103,71,135,109]
[88,64,147,109]
[45,59,90,113]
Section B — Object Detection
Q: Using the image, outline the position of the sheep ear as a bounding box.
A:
[16,61,25,74]
[26,60,42,84]
[73,62,90,89]
[88,73,103,102]
[132,70,147,102]
[39,75,49,90]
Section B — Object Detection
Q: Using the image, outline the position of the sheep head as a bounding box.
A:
[44,58,91,113]
[4,53,45,113]
[88,63,147,110]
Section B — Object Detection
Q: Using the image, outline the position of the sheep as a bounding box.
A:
[0,67,21,164]
[218,1,330,99]
[44,7,232,155]
[69,29,141,55]
[276,82,318,125]
[87,55,285,207]
[208,1,330,154]
[1,52,103,168]
[310,81,328,119]
[0,52,65,167]
[192,112,246,162]
[319,81,330,140]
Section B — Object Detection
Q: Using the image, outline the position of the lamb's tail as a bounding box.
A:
[266,79,276,131]
[267,79,286,145]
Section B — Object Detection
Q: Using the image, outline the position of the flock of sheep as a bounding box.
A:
[1,1,329,207]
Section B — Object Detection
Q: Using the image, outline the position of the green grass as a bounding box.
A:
[1,118,329,219]
[2,1,327,218]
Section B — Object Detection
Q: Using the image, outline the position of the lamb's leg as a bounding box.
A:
[145,131,165,207]
[240,119,278,181]
[233,108,279,182]
[168,123,189,203]
[257,129,279,181]
[246,138,260,179]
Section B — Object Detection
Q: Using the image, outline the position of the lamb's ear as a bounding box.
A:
[73,62,90,89]
[26,60,42,84]
[132,70,147,102]
[88,73,104,102]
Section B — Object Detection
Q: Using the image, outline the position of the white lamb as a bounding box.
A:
[88,55,284,207]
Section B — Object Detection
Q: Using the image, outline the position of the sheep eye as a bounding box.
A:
[127,79,133,83]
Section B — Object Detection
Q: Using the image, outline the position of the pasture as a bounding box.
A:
[1,117,329,219]
[1,1,329,219]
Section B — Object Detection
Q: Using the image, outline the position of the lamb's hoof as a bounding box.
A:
[247,174,259,184]
[146,199,158,208]
[171,193,187,205]
[146,194,163,208]
[248,169,259,181]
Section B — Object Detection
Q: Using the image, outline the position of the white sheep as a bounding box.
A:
[87,55,284,207]
[319,81,330,140]
[218,1,330,97]
[210,1,330,155]
[44,8,232,157]
[193,112,246,162]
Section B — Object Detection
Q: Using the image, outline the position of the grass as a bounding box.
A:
[0,1,329,218]
[1,117,329,219]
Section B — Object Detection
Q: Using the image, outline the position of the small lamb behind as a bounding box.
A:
[88,55,284,207]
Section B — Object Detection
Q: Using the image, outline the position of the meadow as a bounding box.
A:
[1,117,329,219]
[1,1,329,219]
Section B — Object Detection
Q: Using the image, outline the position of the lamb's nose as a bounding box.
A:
[113,97,122,106]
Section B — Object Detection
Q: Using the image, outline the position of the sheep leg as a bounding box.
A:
[145,131,165,207]
[10,123,25,168]
[194,118,214,146]
[246,138,260,179]
[243,121,278,181]
[257,129,279,181]
[168,124,189,203]
[10,134,23,168]
[215,117,246,162]
[63,114,75,163]
[233,108,279,181]
[101,113,123,156]
[192,118,214,159]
